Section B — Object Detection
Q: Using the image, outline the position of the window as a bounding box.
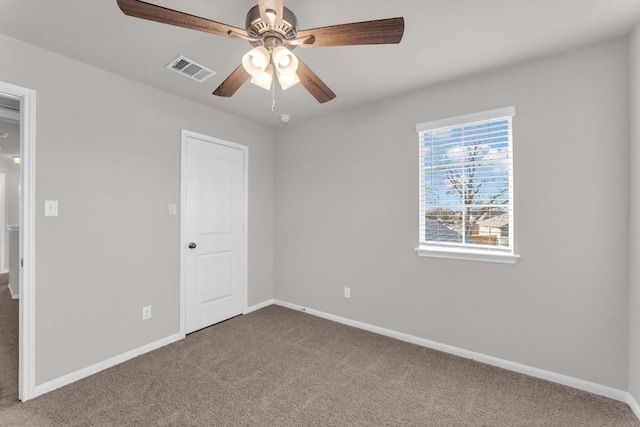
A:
[415,107,519,264]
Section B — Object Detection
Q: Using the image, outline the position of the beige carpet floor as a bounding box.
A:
[0,289,638,426]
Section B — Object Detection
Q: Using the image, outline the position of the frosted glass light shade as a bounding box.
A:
[272,46,298,76]
[250,63,274,90]
[242,46,271,78]
[275,68,300,90]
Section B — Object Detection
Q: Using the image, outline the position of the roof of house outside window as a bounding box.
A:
[425,219,461,243]
[476,212,509,228]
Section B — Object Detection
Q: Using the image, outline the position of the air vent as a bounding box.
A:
[166,56,216,82]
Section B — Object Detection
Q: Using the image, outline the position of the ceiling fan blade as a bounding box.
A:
[296,58,336,104]
[295,17,404,48]
[117,0,248,39]
[213,65,250,97]
[258,0,284,27]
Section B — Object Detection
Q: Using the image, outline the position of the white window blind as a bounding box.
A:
[417,107,515,255]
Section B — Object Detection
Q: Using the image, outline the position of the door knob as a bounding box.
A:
[188,242,197,249]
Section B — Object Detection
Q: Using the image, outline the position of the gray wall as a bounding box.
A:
[0,33,275,385]
[629,24,640,404]
[275,38,630,389]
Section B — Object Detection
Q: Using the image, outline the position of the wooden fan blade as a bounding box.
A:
[296,58,336,104]
[295,17,404,48]
[258,0,284,27]
[117,0,248,38]
[213,65,250,97]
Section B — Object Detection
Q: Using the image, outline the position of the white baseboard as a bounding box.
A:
[274,299,629,404]
[32,332,184,399]
[8,282,18,299]
[29,300,275,400]
[245,298,275,314]
[627,393,640,421]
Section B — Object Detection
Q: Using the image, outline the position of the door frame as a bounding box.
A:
[179,129,248,336]
[0,81,36,401]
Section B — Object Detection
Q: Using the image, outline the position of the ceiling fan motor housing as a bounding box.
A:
[245,5,298,41]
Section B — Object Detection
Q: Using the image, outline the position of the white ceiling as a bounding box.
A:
[1,0,640,128]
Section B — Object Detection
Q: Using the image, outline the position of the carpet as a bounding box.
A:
[0,275,19,413]
[0,300,638,426]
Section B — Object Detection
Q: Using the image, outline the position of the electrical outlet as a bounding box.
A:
[142,305,152,320]
[344,287,351,299]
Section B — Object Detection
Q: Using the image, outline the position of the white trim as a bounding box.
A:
[243,145,249,315]
[416,106,516,132]
[0,81,36,402]
[8,281,18,299]
[180,135,187,337]
[32,332,183,399]
[627,393,640,421]
[415,246,520,264]
[245,299,275,314]
[273,299,628,403]
[180,129,249,336]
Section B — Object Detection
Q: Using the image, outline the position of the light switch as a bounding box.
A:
[44,200,58,217]
[168,204,177,216]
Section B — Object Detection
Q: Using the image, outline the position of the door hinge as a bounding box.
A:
[21,259,23,267]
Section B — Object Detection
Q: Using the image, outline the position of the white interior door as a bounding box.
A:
[183,132,247,334]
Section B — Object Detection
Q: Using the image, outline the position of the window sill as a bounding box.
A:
[415,246,520,264]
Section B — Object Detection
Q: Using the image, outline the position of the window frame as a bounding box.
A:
[415,107,519,264]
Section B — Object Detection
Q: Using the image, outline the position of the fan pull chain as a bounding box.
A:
[271,80,276,113]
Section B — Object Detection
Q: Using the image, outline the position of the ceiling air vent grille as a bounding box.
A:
[166,55,216,82]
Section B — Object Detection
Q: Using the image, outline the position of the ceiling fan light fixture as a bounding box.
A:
[242,46,271,78]
[116,0,404,105]
[272,46,298,75]
[275,68,300,90]
[250,63,274,90]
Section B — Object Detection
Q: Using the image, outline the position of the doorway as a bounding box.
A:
[0,81,36,402]
[180,130,248,335]
[0,100,20,296]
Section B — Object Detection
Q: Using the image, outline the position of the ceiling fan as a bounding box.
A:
[116,0,405,104]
